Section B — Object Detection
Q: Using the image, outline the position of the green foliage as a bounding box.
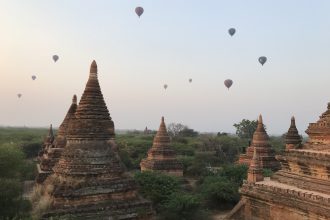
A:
[0,127,47,146]
[269,136,285,154]
[217,164,248,186]
[199,175,240,208]
[134,171,180,206]
[263,168,274,177]
[21,142,41,158]
[197,164,247,209]
[160,191,208,220]
[116,134,153,169]
[0,144,32,218]
[0,144,24,179]
[233,119,258,139]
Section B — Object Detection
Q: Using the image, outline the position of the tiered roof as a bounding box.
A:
[140,117,183,176]
[238,115,280,171]
[40,61,153,219]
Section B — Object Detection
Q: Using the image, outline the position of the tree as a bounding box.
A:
[199,176,240,208]
[233,119,261,139]
[0,144,31,218]
[134,171,180,207]
[160,192,207,220]
[167,123,186,138]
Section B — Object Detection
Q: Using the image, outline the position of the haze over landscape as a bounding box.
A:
[1,0,330,134]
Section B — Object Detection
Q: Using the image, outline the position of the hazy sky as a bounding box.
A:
[1,1,330,135]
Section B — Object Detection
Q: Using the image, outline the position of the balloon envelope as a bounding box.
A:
[164,84,168,89]
[32,75,36,80]
[224,79,233,89]
[53,55,59,62]
[135,6,144,17]
[228,28,236,36]
[258,56,267,65]
[189,78,192,83]
[17,94,22,98]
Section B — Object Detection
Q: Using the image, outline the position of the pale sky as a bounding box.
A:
[0,0,330,135]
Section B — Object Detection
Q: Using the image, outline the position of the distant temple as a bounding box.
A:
[227,104,330,220]
[36,95,77,183]
[238,115,280,171]
[37,61,154,219]
[140,117,183,176]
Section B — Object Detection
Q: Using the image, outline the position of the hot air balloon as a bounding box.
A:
[17,93,22,98]
[224,79,233,90]
[53,55,59,62]
[228,28,236,36]
[135,6,144,18]
[164,84,168,90]
[189,78,192,83]
[258,56,267,66]
[32,75,36,80]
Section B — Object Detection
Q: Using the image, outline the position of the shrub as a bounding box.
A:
[134,171,180,207]
[160,191,208,220]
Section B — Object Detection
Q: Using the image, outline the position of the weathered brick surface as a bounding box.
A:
[140,117,183,177]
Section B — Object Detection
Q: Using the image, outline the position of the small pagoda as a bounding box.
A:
[36,95,78,183]
[238,115,280,171]
[39,61,154,219]
[285,116,302,150]
[227,107,330,220]
[140,117,183,177]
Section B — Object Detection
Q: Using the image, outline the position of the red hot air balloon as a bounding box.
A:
[224,79,233,90]
[135,6,144,18]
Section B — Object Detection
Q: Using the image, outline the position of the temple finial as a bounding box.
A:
[258,114,263,124]
[161,116,164,123]
[72,95,77,104]
[90,60,97,74]
[291,116,296,126]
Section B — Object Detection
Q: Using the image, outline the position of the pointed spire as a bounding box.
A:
[252,114,269,145]
[46,124,54,143]
[247,147,263,183]
[152,116,171,148]
[67,60,114,139]
[48,124,54,138]
[90,60,97,74]
[72,94,77,105]
[258,114,263,124]
[56,95,78,138]
[285,116,301,148]
[252,147,257,160]
[256,114,266,132]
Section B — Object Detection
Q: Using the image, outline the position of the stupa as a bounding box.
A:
[227,106,330,220]
[36,95,78,183]
[140,117,183,176]
[238,115,280,171]
[39,61,154,219]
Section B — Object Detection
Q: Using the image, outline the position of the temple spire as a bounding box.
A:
[72,94,77,105]
[46,124,54,144]
[247,147,263,183]
[90,60,97,74]
[140,116,183,176]
[285,116,302,150]
[68,60,114,139]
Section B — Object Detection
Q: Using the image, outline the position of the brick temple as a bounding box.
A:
[140,117,183,176]
[238,115,280,171]
[227,105,330,220]
[38,61,154,219]
[36,95,77,183]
